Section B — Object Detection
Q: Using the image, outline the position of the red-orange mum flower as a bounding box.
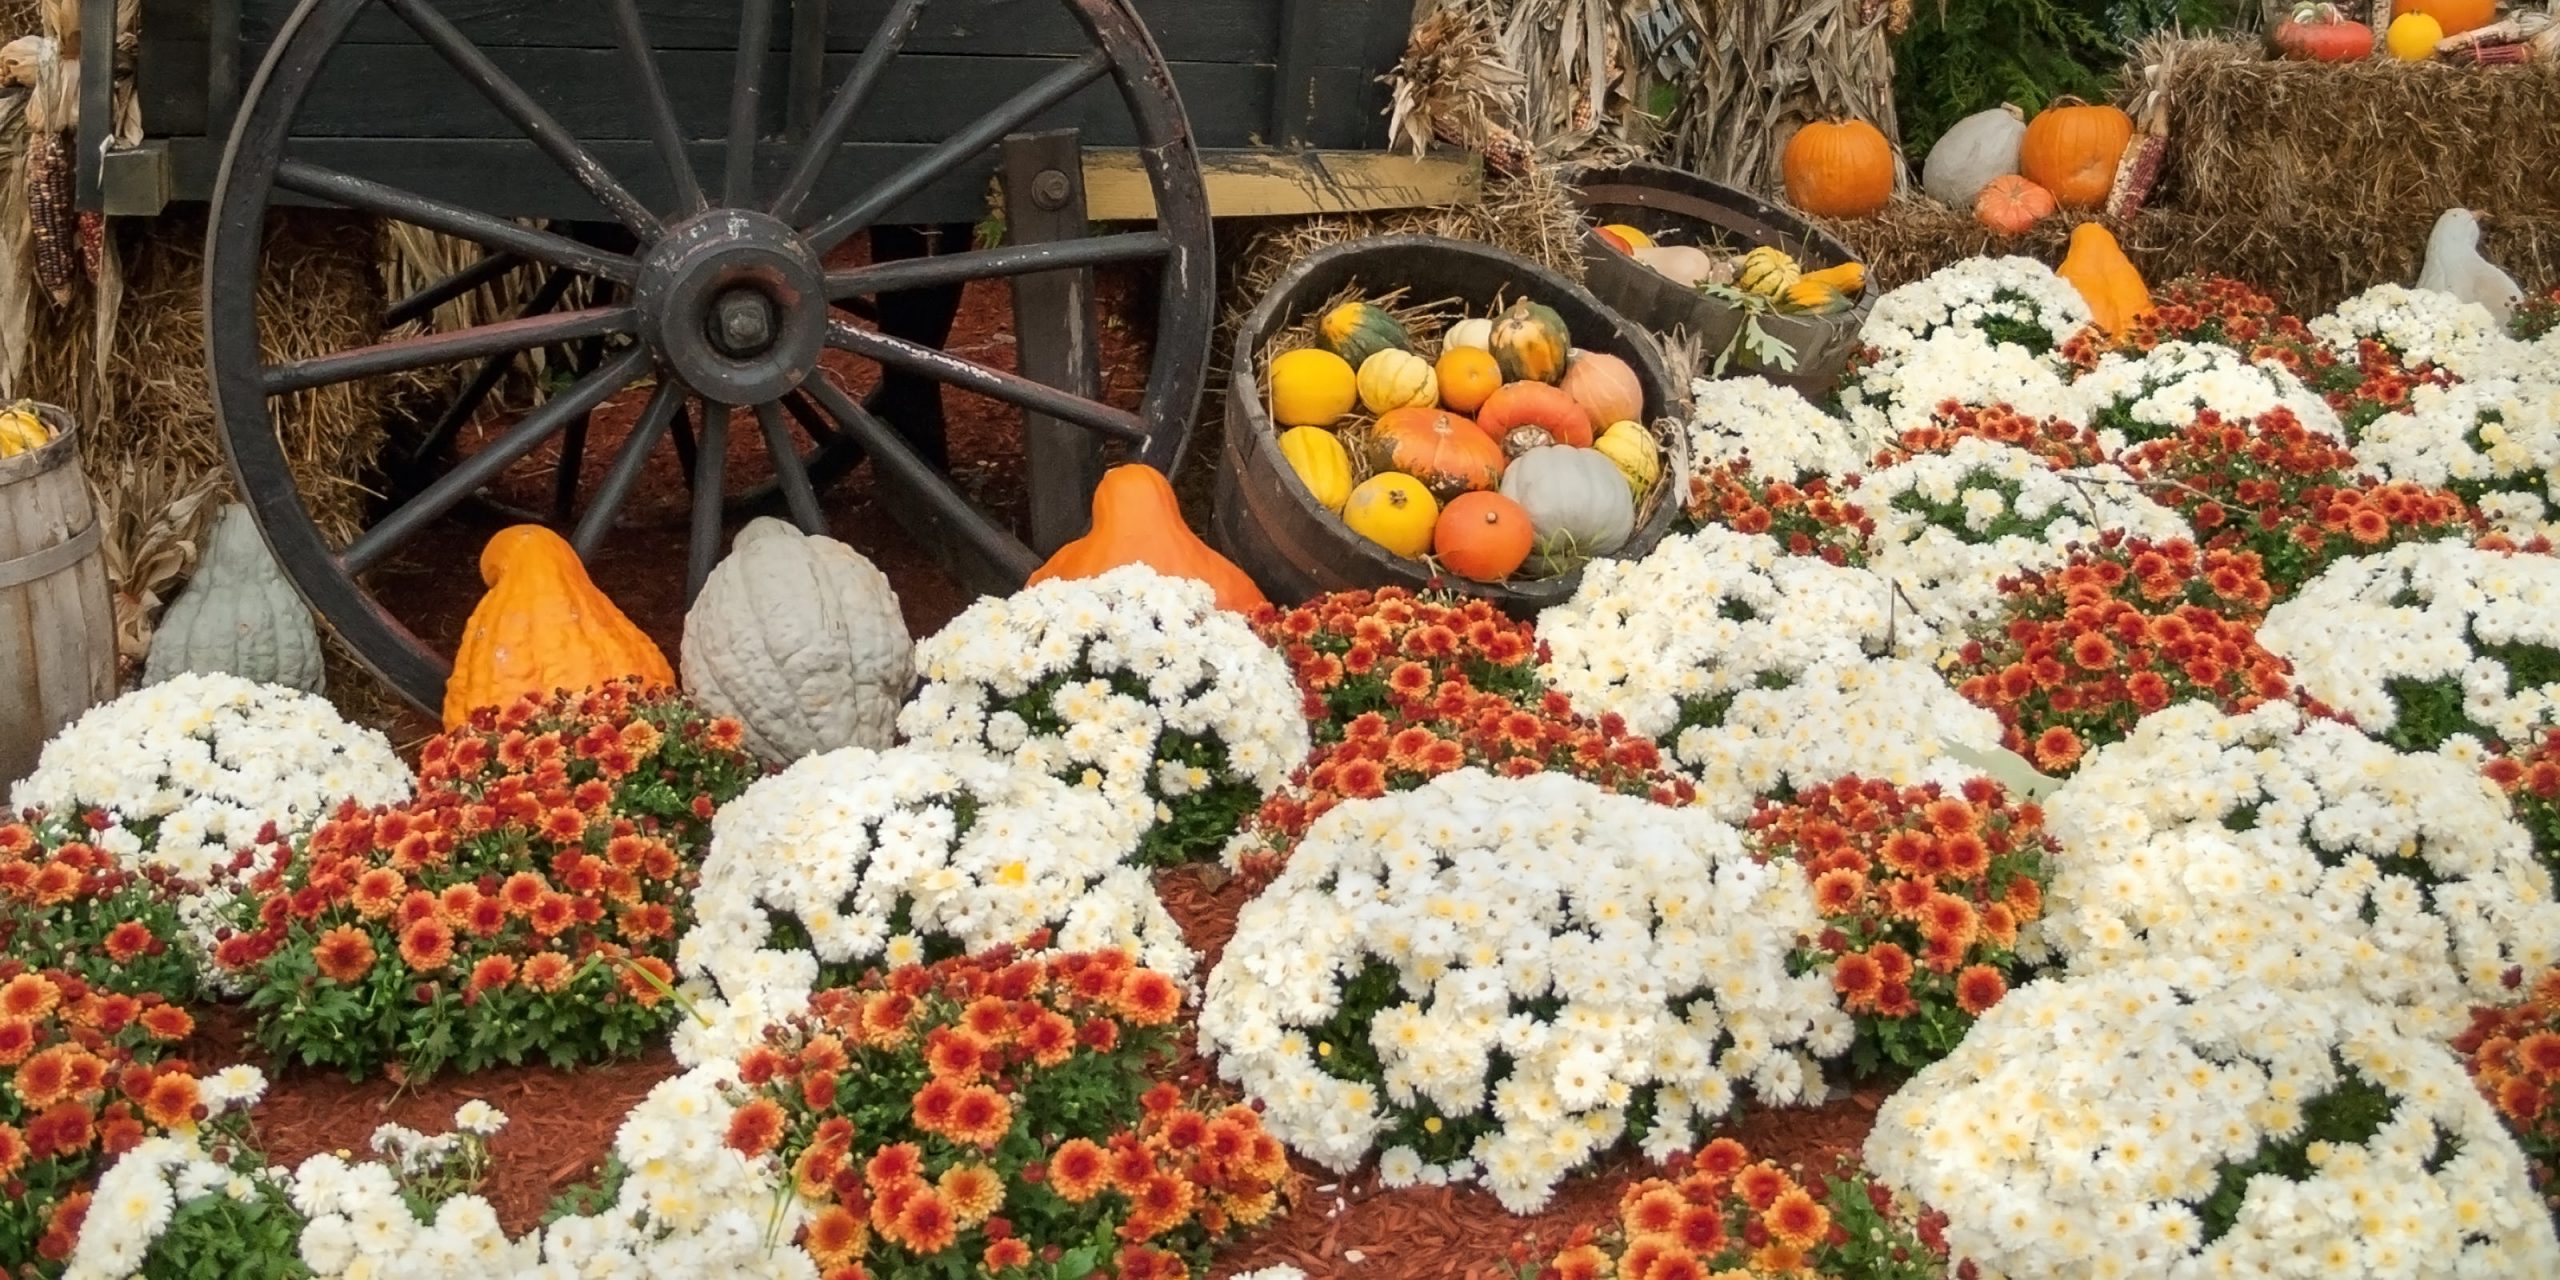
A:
[313,926,377,983]
[1049,1137,1110,1203]
[398,918,456,973]
[1956,964,2010,1016]
[725,1096,786,1158]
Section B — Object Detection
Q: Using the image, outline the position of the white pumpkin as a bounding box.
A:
[143,503,325,692]
[1921,104,2027,207]
[1442,318,1495,353]
[681,518,914,765]
[1498,446,1637,577]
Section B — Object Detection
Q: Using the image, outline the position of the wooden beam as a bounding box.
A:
[1002,129,1107,557]
[1084,148,1482,222]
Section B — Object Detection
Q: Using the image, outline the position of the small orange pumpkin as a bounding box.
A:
[445,526,674,729]
[1028,464,1268,613]
[1975,175,2058,236]
[1782,119,1896,218]
[1435,346,1503,416]
[1371,407,1507,498]
[1476,382,1595,449]
[2019,99,2133,211]
[1434,492,1535,582]
[2398,0,2494,35]
[1559,352,1645,429]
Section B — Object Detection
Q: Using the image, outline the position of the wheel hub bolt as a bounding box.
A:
[707,288,779,358]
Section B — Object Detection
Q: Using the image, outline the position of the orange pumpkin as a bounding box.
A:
[1435,346,1503,415]
[2019,99,2133,211]
[1559,352,1645,429]
[1476,382,1595,449]
[1028,464,1268,613]
[1371,407,1507,498]
[2398,0,2494,35]
[1782,119,1896,218]
[1434,492,1535,582]
[1975,175,2058,236]
[445,526,674,729]
[2057,222,2153,341]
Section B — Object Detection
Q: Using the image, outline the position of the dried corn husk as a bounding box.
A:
[92,458,226,663]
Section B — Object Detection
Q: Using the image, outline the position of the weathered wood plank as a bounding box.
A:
[1003,129,1107,555]
[0,423,116,792]
[235,0,1279,62]
[1085,147,1480,221]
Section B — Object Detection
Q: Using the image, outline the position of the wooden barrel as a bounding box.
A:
[0,408,116,789]
[1215,235,1683,616]
[1575,163,1870,399]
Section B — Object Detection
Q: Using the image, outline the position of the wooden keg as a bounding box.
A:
[0,406,115,788]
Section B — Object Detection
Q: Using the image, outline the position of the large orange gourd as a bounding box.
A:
[445,525,674,728]
[1028,464,1269,613]
[2057,222,2154,341]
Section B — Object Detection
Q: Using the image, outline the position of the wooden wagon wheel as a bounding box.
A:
[207,0,1215,714]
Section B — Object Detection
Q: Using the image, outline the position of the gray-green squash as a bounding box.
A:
[680,518,914,765]
[1499,446,1636,578]
[143,503,325,692]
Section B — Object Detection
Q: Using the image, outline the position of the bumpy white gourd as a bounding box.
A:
[1921,104,2027,207]
[143,503,325,692]
[680,518,913,765]
[2416,208,2525,324]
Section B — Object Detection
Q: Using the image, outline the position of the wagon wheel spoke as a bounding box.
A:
[783,390,848,448]
[401,267,579,468]
[341,345,652,577]
[264,303,633,396]
[688,402,732,602]
[723,0,779,206]
[553,392,596,524]
[571,378,683,559]
[278,161,638,283]
[826,318,1144,444]
[379,0,663,238]
[802,374,1040,581]
[825,231,1171,299]
[754,400,830,536]
[772,0,929,224]
[601,0,704,217]
[385,249,523,329]
[803,49,1111,255]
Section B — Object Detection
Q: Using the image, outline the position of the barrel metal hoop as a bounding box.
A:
[0,520,100,589]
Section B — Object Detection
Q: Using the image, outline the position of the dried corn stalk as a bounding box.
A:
[1666,0,1903,193]
[93,458,227,663]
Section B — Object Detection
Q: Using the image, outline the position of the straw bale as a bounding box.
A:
[2146,38,2560,226]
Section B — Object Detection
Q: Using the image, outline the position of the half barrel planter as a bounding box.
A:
[1216,234,1682,615]
[1576,163,1870,399]
[0,408,116,788]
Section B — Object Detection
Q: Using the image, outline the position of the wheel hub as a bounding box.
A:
[636,209,826,405]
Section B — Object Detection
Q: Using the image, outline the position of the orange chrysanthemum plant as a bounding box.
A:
[2123,408,2479,595]
[2450,965,2560,1225]
[2486,725,2560,888]
[1947,535,2297,774]
[1529,1137,1952,1280]
[1253,589,1544,738]
[1747,777,2054,1076]
[0,815,205,1007]
[2516,286,2560,343]
[1230,686,1693,885]
[727,943,1290,1280]
[1879,403,2111,472]
[1683,464,1877,566]
[218,681,760,1081]
[0,962,206,1272]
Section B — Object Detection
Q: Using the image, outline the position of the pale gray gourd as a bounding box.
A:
[142,503,325,692]
[1922,104,2027,208]
[1499,445,1636,578]
[681,518,914,765]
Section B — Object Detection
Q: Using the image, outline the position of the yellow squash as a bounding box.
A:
[1278,426,1354,512]
[1269,348,1358,428]
[1342,473,1440,558]
[1592,421,1662,497]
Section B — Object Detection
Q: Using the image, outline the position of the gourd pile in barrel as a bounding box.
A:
[0,402,54,458]
[1591,223,1866,314]
[1267,297,1665,583]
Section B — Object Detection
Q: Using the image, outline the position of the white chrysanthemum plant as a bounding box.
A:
[1682,374,1882,483]
[1198,768,1850,1215]
[2035,701,2560,1038]
[1837,257,2092,439]
[1537,526,2003,819]
[2354,377,2560,541]
[1864,970,2560,1279]
[670,744,1191,1066]
[71,1065,821,1280]
[11,673,413,881]
[2313,283,2537,384]
[1858,437,2188,641]
[2068,339,2345,450]
[2260,539,2560,750]
[897,565,1307,867]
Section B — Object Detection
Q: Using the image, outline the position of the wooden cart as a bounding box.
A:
[65,0,1466,715]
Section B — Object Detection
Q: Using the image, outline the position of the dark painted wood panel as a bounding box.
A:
[268,48,1270,147]
[235,0,1278,62]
